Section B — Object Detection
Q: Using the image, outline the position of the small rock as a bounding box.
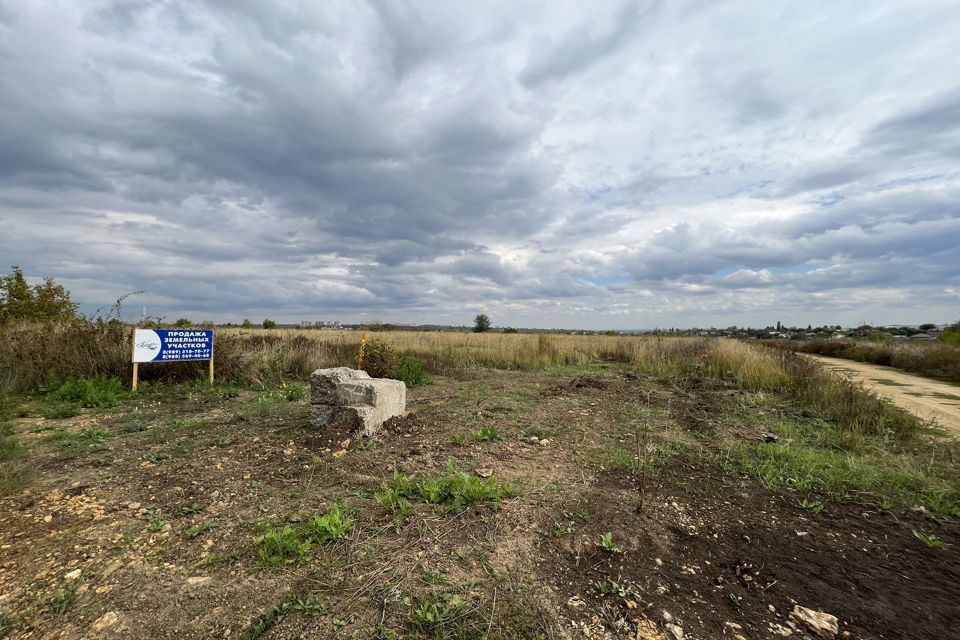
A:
[43,515,53,523]
[790,605,838,638]
[332,449,347,458]
[625,599,638,610]
[340,439,351,449]
[761,432,780,443]
[127,502,141,510]
[538,438,551,446]
[635,616,667,640]
[527,436,540,444]
[665,623,684,640]
[186,576,212,586]
[725,622,743,630]
[567,595,586,608]
[662,611,673,623]
[95,584,114,594]
[475,469,493,479]
[65,569,82,581]
[91,611,119,632]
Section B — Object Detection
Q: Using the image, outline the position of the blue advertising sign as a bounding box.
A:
[133,329,213,363]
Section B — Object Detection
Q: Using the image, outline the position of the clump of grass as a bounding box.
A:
[410,593,467,637]
[302,504,353,544]
[380,462,514,515]
[473,426,504,442]
[0,422,29,495]
[282,383,307,401]
[239,592,327,640]
[254,505,354,566]
[187,521,216,538]
[255,525,313,567]
[49,587,77,618]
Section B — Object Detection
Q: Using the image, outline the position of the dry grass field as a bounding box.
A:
[1,329,958,639]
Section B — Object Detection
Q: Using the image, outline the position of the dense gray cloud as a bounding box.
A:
[1,0,959,328]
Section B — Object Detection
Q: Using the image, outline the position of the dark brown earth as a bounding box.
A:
[0,367,957,639]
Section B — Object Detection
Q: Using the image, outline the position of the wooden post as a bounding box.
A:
[209,352,215,386]
[131,326,139,392]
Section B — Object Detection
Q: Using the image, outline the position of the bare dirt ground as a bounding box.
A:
[1,367,957,639]
[805,355,960,436]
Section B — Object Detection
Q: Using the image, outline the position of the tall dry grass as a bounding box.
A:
[777,338,960,384]
[0,323,924,438]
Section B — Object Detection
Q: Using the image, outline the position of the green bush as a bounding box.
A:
[46,375,124,409]
[394,358,431,386]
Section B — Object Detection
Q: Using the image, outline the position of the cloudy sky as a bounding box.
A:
[2,1,959,329]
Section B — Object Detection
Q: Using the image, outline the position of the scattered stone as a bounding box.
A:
[127,502,141,510]
[665,623,684,640]
[790,606,838,638]
[186,576,212,587]
[91,611,119,632]
[43,515,53,523]
[725,622,743,631]
[95,584,114,594]
[65,568,82,581]
[475,468,494,479]
[310,367,406,437]
[539,438,551,446]
[332,449,347,458]
[567,595,586,608]
[760,432,780,443]
[527,436,540,444]
[635,616,668,640]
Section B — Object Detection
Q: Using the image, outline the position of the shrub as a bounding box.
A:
[46,375,124,408]
[394,358,431,386]
[361,338,399,378]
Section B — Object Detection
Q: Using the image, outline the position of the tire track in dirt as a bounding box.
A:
[805,354,960,437]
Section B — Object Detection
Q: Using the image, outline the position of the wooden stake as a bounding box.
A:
[131,326,139,392]
[209,353,215,386]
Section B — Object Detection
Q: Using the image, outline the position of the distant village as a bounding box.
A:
[272,320,953,341]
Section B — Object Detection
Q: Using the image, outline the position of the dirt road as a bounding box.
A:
[807,354,960,436]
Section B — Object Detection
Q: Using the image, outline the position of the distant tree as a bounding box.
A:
[501,326,518,334]
[262,319,277,329]
[0,266,78,325]
[173,318,193,327]
[473,314,491,333]
[919,323,937,331]
[241,318,253,328]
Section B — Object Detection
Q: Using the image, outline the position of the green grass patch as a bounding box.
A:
[380,462,514,514]
[254,505,354,567]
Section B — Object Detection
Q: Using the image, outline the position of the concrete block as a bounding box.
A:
[309,367,406,437]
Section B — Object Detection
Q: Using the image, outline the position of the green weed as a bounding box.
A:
[912,529,946,550]
[474,426,504,443]
[598,532,622,554]
[254,525,312,566]
[302,504,353,544]
[187,521,215,538]
[49,587,77,618]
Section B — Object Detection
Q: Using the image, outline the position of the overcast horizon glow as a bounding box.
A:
[1,1,959,329]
